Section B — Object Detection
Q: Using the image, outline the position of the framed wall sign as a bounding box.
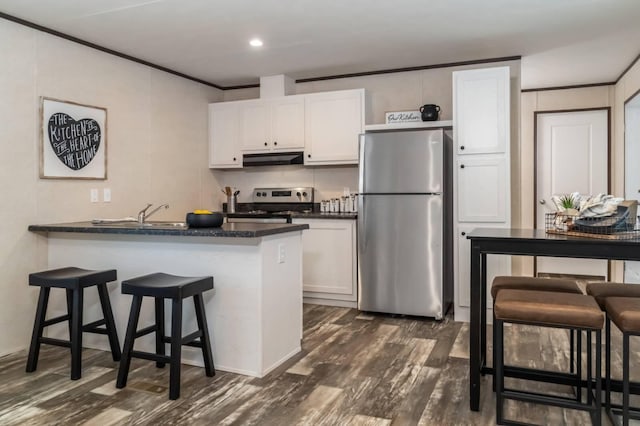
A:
[40,97,107,179]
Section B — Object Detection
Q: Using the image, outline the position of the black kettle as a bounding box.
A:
[420,104,440,121]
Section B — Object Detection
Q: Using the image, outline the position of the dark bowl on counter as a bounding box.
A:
[185,212,224,228]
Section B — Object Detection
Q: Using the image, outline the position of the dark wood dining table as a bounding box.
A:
[466,228,640,411]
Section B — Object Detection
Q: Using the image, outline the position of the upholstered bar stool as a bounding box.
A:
[490,276,583,390]
[26,267,121,380]
[116,273,215,400]
[586,282,640,418]
[602,296,640,425]
[494,289,604,425]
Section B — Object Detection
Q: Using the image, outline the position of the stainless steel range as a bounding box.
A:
[226,187,314,223]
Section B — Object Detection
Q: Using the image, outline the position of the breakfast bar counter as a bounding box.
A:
[29,221,309,377]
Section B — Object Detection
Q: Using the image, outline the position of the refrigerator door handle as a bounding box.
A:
[358,133,366,194]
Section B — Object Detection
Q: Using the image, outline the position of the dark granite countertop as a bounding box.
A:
[290,212,357,220]
[28,221,309,238]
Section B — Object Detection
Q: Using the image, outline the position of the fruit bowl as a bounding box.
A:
[185,211,224,228]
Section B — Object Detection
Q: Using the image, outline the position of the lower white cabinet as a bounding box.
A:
[292,218,357,306]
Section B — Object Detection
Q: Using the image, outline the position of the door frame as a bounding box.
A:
[532,107,612,277]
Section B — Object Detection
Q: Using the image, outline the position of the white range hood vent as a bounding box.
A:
[260,74,295,98]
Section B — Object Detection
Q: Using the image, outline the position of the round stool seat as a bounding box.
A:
[491,276,582,299]
[586,282,640,310]
[121,273,213,299]
[29,267,117,289]
[495,289,604,329]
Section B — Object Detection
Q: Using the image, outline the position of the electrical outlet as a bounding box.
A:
[278,244,285,264]
[90,188,99,203]
[103,188,111,202]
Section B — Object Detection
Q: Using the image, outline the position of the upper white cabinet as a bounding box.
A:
[453,67,509,155]
[304,89,364,165]
[240,96,305,152]
[209,103,241,168]
[452,66,511,312]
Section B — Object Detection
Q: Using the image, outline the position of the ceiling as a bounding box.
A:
[1,0,639,89]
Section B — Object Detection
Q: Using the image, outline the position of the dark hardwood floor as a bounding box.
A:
[0,304,634,425]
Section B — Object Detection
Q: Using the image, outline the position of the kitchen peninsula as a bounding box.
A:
[28,221,308,378]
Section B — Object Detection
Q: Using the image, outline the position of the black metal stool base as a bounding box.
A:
[116,273,215,400]
[26,267,121,380]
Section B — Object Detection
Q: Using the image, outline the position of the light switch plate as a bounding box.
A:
[103,188,111,202]
[90,188,99,203]
[278,244,285,263]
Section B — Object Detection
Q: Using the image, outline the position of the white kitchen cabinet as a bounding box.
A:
[292,218,357,306]
[304,89,364,165]
[456,157,508,223]
[453,67,509,155]
[452,66,511,319]
[456,224,511,308]
[209,103,242,168]
[240,96,305,152]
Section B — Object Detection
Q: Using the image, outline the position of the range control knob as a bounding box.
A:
[296,192,301,197]
[302,192,307,197]
[256,192,261,197]
[261,192,267,197]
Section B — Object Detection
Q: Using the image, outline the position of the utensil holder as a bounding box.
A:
[227,195,237,213]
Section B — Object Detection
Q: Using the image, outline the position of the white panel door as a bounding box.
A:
[536,109,609,277]
[240,100,270,152]
[208,103,241,168]
[271,96,305,151]
[624,96,640,282]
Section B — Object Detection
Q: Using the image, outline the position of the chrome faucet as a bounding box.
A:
[138,203,169,224]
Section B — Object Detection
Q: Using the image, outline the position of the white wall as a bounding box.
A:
[0,19,222,356]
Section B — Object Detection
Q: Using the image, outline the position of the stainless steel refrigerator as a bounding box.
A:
[357,128,452,319]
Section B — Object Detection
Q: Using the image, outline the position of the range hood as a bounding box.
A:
[243,152,304,167]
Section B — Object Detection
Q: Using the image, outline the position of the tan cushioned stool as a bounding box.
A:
[602,297,640,424]
[494,289,604,425]
[491,276,582,299]
[494,289,603,329]
[587,282,640,310]
[605,297,640,333]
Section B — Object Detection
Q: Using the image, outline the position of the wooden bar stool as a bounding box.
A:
[26,267,121,380]
[116,273,215,400]
[603,296,640,425]
[494,289,604,425]
[490,276,583,390]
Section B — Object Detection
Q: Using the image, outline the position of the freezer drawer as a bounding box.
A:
[359,129,443,194]
[357,194,444,317]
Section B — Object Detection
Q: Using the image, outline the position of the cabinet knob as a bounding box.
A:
[233,157,237,161]
[460,164,465,169]
[460,145,465,150]
[307,154,311,158]
[274,141,277,146]
[264,142,268,146]
[539,199,546,205]
[461,231,466,236]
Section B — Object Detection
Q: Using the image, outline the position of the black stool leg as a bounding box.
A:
[96,283,121,361]
[587,331,593,405]
[26,287,50,373]
[116,295,143,389]
[155,298,166,368]
[570,329,575,373]
[606,317,611,412]
[495,318,504,425]
[193,293,215,377]
[70,288,84,380]
[623,332,630,426]
[169,298,183,400]
[595,329,602,426]
[66,289,73,340]
[577,331,582,402]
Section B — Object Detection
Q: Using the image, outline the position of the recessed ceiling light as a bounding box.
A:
[249,38,263,47]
